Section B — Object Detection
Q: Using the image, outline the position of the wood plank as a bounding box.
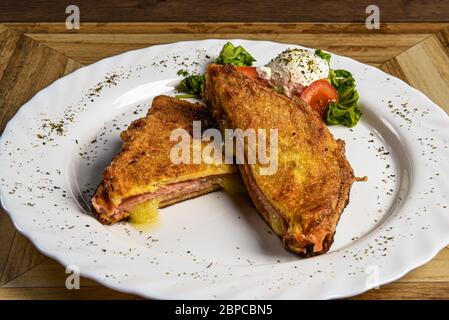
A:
[63,58,83,74]
[1,0,449,22]
[6,22,447,68]
[0,25,21,81]
[396,248,449,283]
[0,287,141,300]
[436,25,449,56]
[0,233,47,286]
[25,33,430,66]
[2,283,448,300]
[4,247,448,290]
[5,22,449,35]
[353,282,449,300]
[379,56,409,81]
[2,282,449,300]
[386,34,449,112]
[3,260,99,288]
[0,212,16,284]
[0,28,82,134]
[26,32,429,45]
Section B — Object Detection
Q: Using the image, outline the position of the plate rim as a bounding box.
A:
[1,38,449,299]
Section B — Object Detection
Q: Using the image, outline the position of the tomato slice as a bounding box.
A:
[235,66,270,87]
[300,79,338,118]
[235,66,259,79]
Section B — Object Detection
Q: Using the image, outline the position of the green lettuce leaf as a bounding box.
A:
[314,48,362,127]
[325,69,362,127]
[215,42,256,66]
[178,74,205,98]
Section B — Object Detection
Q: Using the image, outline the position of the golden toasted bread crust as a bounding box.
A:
[101,95,236,206]
[205,64,355,256]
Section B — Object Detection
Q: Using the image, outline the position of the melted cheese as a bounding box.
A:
[269,213,285,236]
[219,176,247,194]
[129,199,160,230]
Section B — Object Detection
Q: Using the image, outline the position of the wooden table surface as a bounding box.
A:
[0,22,449,300]
[2,0,449,22]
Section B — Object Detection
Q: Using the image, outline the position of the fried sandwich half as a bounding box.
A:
[92,95,237,224]
[204,64,355,256]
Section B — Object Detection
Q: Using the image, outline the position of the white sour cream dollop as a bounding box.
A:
[257,48,329,97]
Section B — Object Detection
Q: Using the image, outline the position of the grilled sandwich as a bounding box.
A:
[204,64,355,256]
[92,95,237,224]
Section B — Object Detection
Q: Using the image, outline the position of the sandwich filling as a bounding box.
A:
[92,174,233,225]
[91,95,237,225]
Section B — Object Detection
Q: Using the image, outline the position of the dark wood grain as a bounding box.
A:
[436,26,449,56]
[353,282,449,300]
[6,22,449,34]
[0,287,142,299]
[0,213,15,284]
[8,22,445,67]
[0,0,449,22]
[0,27,81,134]
[0,233,47,286]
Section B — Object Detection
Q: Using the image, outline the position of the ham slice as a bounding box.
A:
[92,175,224,224]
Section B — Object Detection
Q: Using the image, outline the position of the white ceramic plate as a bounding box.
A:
[1,40,448,299]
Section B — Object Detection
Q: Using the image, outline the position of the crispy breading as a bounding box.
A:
[204,64,355,256]
[101,95,236,207]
